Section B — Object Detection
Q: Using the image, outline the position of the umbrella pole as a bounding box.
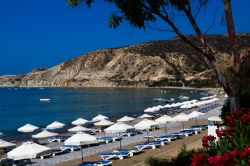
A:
[196,118,198,126]
[165,123,167,136]
[147,130,149,142]
[119,139,122,150]
[182,122,184,130]
[80,146,83,164]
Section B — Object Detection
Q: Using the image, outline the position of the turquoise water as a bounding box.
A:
[0,87,204,134]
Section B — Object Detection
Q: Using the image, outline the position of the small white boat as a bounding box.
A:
[153,98,167,102]
[40,98,50,102]
[166,98,175,102]
[178,96,190,100]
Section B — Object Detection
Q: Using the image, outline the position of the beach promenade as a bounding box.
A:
[30,105,222,166]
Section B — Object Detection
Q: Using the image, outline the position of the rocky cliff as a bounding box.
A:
[1,34,250,88]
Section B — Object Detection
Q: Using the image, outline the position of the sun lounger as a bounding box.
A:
[52,148,70,156]
[114,149,141,156]
[154,135,177,142]
[135,141,164,151]
[99,151,130,160]
[191,125,208,130]
[171,130,192,137]
[97,137,122,144]
[78,160,112,166]
[97,137,114,144]
[119,130,142,137]
[39,152,52,159]
[0,158,32,166]
[182,128,201,135]
[60,145,81,152]
[48,136,69,143]
[84,130,96,135]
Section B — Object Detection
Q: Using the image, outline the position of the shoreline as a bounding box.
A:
[0,85,218,91]
[31,105,222,166]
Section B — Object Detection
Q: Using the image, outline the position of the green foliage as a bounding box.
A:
[67,0,200,29]
[145,144,201,166]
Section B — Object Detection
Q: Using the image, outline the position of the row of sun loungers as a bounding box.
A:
[97,137,122,144]
[77,125,208,165]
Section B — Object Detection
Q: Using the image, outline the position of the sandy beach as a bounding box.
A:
[55,120,208,166]
[29,104,222,166]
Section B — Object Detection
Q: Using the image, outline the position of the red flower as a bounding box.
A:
[229,150,238,157]
[222,153,231,162]
[208,156,224,166]
[248,159,250,165]
[232,110,240,118]
[225,115,234,126]
[202,135,215,148]
[240,146,250,158]
[225,115,233,122]
[216,129,223,138]
[240,114,250,123]
[192,153,208,166]
[202,136,209,148]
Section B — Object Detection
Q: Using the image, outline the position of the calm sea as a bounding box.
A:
[0,87,204,135]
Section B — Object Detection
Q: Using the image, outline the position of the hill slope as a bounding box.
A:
[1,34,250,88]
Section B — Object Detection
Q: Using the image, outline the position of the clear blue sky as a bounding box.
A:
[0,0,249,75]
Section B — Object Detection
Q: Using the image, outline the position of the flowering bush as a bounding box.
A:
[192,108,250,166]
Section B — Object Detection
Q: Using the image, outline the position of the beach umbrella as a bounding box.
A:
[104,123,134,133]
[134,119,159,130]
[138,114,154,119]
[0,139,16,149]
[173,113,190,130]
[134,119,158,142]
[94,119,114,127]
[105,123,134,150]
[64,132,98,146]
[32,130,58,139]
[72,118,88,126]
[92,114,108,121]
[64,132,98,164]
[155,115,175,135]
[117,116,135,122]
[7,142,51,160]
[17,124,39,133]
[68,125,90,132]
[188,111,205,125]
[46,121,65,130]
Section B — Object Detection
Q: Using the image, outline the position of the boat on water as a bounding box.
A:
[178,95,190,100]
[153,98,167,102]
[40,98,50,102]
[166,98,175,102]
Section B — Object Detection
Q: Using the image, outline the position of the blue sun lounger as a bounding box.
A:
[97,137,122,144]
[99,151,130,160]
[52,148,70,156]
[182,128,201,134]
[191,125,208,130]
[135,141,164,151]
[48,136,69,143]
[60,145,81,152]
[113,149,141,156]
[154,135,177,142]
[171,130,193,137]
[78,160,112,166]
[119,130,142,137]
